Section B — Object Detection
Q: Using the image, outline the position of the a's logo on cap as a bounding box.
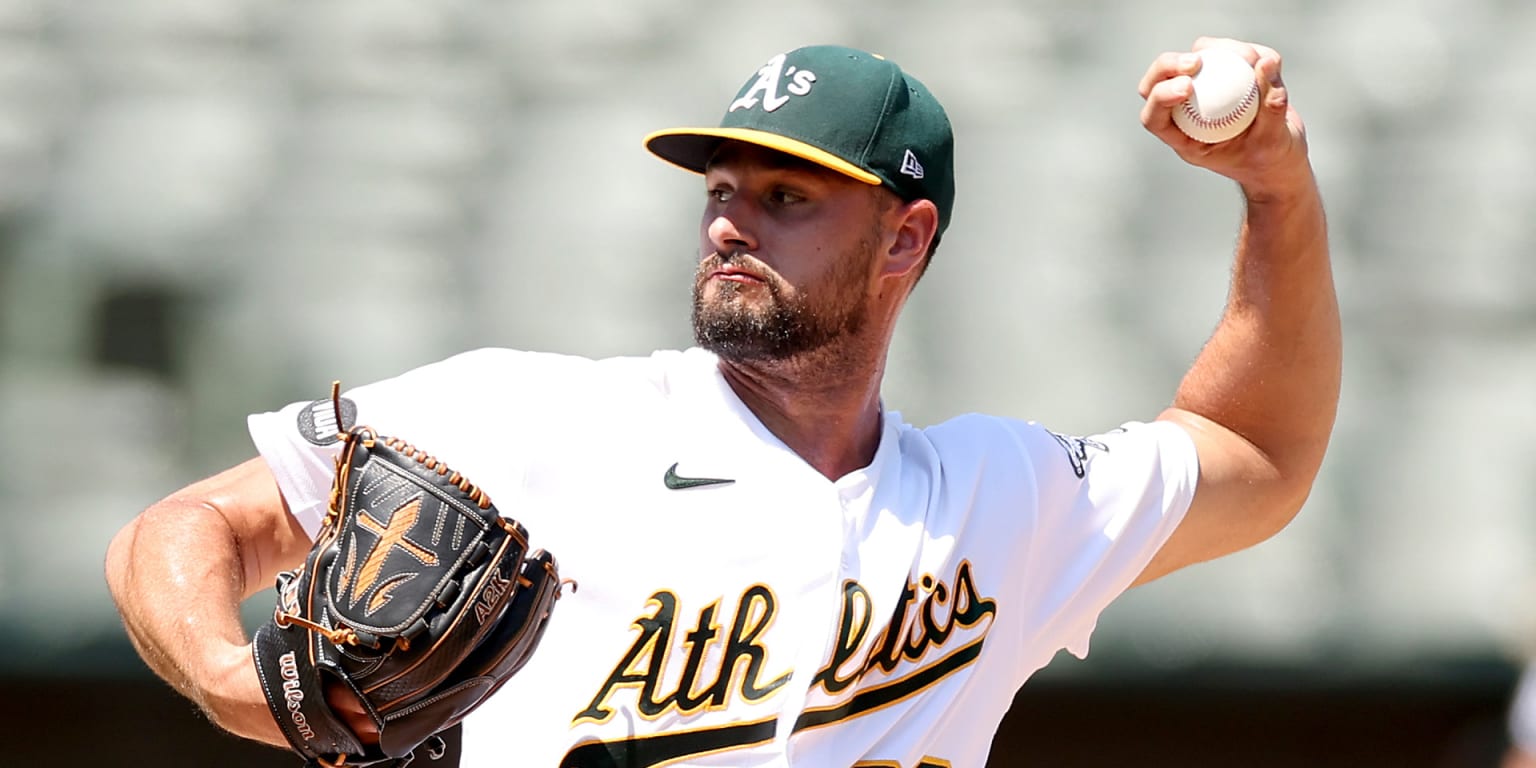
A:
[729,53,817,113]
[900,149,925,179]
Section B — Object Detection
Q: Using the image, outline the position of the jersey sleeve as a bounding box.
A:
[1018,419,1198,660]
[248,398,346,539]
[921,414,1198,674]
[246,348,578,539]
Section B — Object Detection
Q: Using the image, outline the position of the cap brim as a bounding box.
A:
[644,127,882,185]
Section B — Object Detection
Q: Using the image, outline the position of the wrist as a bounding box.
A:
[199,642,287,747]
[1239,161,1317,206]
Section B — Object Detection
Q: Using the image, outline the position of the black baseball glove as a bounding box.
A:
[253,394,564,767]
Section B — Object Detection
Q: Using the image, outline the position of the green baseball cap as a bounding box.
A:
[645,45,955,236]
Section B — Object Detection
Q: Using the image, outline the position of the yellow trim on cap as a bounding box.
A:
[643,127,882,185]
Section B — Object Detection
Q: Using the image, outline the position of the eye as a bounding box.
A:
[708,186,732,203]
[767,187,806,206]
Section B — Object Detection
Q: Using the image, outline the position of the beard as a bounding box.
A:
[691,246,873,363]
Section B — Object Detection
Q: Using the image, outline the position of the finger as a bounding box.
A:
[1140,77,1197,139]
[325,684,381,744]
[1250,43,1283,68]
[1238,61,1296,146]
[1137,51,1202,99]
[1254,56,1288,112]
[1143,115,1210,160]
[1141,75,1193,116]
[1261,54,1286,91]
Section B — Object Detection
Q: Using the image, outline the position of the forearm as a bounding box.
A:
[1171,168,1340,488]
[105,500,286,746]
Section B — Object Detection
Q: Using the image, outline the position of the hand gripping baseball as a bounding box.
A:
[1139,37,1311,197]
[252,387,566,767]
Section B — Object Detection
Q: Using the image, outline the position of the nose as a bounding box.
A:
[705,201,758,255]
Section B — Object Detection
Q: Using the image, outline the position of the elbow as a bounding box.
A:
[104,515,141,608]
[1282,431,1331,507]
[104,499,234,606]
[1256,454,1326,541]
[1264,481,1312,541]
[1251,416,1333,535]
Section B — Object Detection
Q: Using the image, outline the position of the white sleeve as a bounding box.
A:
[1016,419,1199,660]
[246,347,569,539]
[248,398,348,539]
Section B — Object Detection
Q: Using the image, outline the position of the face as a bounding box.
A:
[692,142,892,363]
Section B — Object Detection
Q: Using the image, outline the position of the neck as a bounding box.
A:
[717,341,887,482]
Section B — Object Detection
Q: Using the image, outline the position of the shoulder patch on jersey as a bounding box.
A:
[296,395,357,445]
[1048,431,1109,479]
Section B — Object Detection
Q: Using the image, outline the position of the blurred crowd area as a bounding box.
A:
[0,0,1533,679]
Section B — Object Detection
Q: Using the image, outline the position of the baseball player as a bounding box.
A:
[106,37,1337,767]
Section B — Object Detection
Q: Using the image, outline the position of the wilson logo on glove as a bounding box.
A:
[277,651,317,741]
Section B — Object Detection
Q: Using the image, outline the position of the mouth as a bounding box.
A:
[702,254,768,285]
[708,266,766,285]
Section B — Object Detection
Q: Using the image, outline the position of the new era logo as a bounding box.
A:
[900,149,924,179]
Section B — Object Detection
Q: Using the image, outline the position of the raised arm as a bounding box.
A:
[104,457,312,745]
[1132,38,1341,586]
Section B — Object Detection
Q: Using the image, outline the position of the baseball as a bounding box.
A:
[1171,47,1260,144]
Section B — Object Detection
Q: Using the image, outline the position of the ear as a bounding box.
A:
[882,198,939,279]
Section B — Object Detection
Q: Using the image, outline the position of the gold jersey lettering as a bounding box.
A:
[574,585,791,725]
[810,580,874,695]
[865,560,995,676]
[809,560,996,691]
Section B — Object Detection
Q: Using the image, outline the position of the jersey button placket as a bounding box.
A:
[774,481,856,761]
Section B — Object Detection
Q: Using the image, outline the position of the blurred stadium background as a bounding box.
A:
[1,0,1533,765]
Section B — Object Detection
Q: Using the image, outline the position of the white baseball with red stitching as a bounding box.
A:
[1171,47,1260,144]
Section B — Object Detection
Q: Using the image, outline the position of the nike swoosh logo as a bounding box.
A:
[663,463,735,490]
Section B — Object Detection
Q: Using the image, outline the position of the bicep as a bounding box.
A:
[162,457,314,600]
[1132,407,1308,587]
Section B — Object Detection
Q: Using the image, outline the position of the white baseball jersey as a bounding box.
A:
[248,347,1198,768]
